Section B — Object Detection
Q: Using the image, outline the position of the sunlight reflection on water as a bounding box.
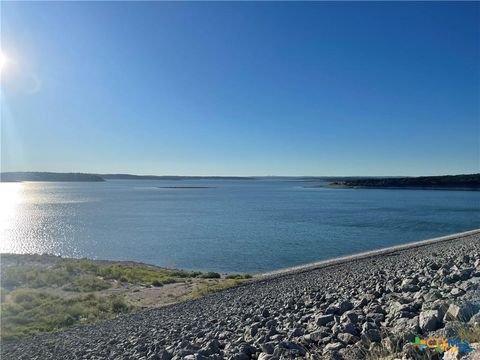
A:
[0,182,23,233]
[0,180,478,272]
[0,182,84,256]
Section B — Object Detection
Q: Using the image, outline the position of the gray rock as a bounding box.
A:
[340,311,358,324]
[365,313,384,325]
[341,322,358,336]
[323,342,345,352]
[362,329,382,343]
[246,323,259,338]
[238,343,256,357]
[419,309,440,333]
[337,300,354,315]
[193,354,209,360]
[157,349,173,360]
[230,353,249,360]
[289,328,303,338]
[354,297,369,309]
[402,284,421,292]
[257,353,274,360]
[337,333,359,345]
[444,303,479,322]
[304,327,330,342]
[315,314,334,326]
[281,341,306,356]
[443,351,461,360]
[260,342,275,355]
[469,312,480,327]
[450,287,465,297]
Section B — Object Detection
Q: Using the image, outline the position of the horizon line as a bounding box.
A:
[1,171,478,178]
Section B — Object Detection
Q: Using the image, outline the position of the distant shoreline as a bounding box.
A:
[320,184,480,191]
[0,172,105,182]
[0,172,256,182]
[327,173,480,191]
[2,172,480,188]
[157,186,215,189]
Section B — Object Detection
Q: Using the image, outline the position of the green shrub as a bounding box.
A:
[62,276,111,292]
[110,296,129,313]
[199,272,221,279]
[161,278,176,285]
[170,270,191,278]
[151,280,163,287]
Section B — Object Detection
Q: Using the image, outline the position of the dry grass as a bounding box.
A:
[1,254,251,340]
[183,279,247,300]
[457,324,480,344]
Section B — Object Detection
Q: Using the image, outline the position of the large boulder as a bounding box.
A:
[340,310,359,324]
[419,309,441,333]
[315,313,335,326]
[337,332,359,345]
[444,302,480,322]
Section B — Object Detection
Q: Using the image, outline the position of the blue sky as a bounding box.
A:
[1,2,478,176]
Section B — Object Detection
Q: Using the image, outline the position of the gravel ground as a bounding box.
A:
[2,230,480,360]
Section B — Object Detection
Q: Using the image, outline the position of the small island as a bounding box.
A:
[330,173,480,190]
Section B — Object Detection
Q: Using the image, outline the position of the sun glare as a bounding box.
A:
[0,182,23,232]
[0,52,10,72]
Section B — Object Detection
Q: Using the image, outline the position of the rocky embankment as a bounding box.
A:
[2,230,480,360]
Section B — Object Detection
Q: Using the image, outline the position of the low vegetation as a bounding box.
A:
[331,173,480,189]
[198,271,221,279]
[2,256,205,290]
[1,254,253,340]
[225,274,253,280]
[184,279,246,300]
[458,323,480,344]
[1,289,129,340]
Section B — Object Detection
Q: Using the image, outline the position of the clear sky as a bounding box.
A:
[1,2,479,176]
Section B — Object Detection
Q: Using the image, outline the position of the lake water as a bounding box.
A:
[1,179,479,273]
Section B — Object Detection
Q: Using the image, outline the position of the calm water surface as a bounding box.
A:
[1,179,479,272]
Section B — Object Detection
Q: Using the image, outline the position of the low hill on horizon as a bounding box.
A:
[99,174,255,180]
[0,172,105,182]
[1,172,479,187]
[0,172,256,182]
[330,173,480,190]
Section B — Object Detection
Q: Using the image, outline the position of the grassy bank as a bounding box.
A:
[1,254,252,340]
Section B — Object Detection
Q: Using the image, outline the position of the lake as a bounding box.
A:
[1,179,479,273]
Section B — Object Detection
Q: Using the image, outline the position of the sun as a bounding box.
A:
[0,52,10,72]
